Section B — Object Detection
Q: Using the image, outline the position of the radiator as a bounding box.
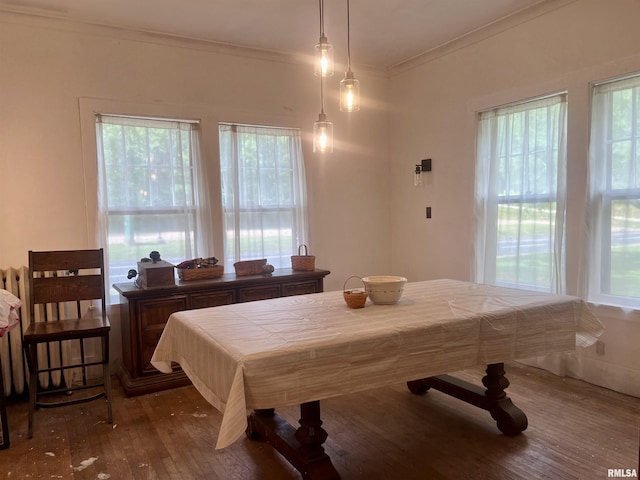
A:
[0,266,29,396]
[0,267,99,397]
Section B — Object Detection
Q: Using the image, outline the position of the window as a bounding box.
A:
[587,75,640,308]
[96,115,212,296]
[475,94,568,292]
[219,123,308,268]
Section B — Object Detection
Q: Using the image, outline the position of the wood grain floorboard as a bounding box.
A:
[1,362,638,479]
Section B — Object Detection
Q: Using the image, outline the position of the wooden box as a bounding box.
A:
[137,260,175,288]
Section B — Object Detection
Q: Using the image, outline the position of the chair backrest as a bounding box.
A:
[29,249,107,320]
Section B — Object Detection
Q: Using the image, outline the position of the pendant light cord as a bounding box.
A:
[346,0,352,71]
[320,74,325,115]
[319,0,325,115]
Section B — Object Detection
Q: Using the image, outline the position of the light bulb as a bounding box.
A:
[319,131,328,149]
[346,91,354,109]
[320,56,329,76]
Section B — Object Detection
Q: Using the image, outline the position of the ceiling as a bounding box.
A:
[1,0,551,71]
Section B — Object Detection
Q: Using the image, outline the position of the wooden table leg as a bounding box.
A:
[407,362,528,436]
[247,401,341,480]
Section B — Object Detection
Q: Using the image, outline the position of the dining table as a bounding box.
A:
[151,278,604,480]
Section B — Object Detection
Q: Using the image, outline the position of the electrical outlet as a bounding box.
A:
[596,340,605,355]
[426,207,432,219]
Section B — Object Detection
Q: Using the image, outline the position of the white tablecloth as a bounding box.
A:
[151,279,603,449]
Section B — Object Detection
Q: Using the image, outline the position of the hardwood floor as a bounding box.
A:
[1,362,638,479]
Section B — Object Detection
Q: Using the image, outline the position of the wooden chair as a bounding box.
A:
[23,249,113,438]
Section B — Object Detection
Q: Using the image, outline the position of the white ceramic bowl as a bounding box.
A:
[361,276,407,305]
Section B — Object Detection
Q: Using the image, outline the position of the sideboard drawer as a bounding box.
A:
[190,290,235,309]
[282,280,321,297]
[239,284,281,302]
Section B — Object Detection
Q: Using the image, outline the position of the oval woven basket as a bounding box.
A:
[178,265,224,281]
[343,276,368,309]
[291,244,315,271]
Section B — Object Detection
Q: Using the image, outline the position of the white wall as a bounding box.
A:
[0,12,391,370]
[389,0,640,396]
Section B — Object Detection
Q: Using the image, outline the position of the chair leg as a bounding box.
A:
[28,358,38,438]
[24,343,38,439]
[103,363,113,424]
[27,370,36,439]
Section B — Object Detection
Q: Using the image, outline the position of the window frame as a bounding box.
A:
[587,74,640,308]
[475,92,568,293]
[98,114,202,293]
[218,122,308,269]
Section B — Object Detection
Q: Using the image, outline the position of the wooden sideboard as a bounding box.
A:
[114,268,330,396]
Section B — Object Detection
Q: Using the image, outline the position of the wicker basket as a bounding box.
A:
[234,259,267,276]
[291,244,315,271]
[178,265,224,281]
[343,276,368,309]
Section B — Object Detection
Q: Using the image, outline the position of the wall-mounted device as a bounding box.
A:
[414,158,432,187]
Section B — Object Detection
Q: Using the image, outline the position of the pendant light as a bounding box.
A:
[340,0,360,112]
[313,73,333,153]
[315,0,334,77]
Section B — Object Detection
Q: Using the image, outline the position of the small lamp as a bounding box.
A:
[315,0,334,77]
[313,112,333,153]
[340,0,360,112]
[414,158,432,186]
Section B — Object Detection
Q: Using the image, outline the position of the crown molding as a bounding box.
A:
[1,1,575,79]
[386,0,578,77]
[0,8,388,78]
[0,8,301,65]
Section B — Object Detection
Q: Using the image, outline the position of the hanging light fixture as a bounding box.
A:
[313,73,333,153]
[340,0,360,112]
[315,0,334,77]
